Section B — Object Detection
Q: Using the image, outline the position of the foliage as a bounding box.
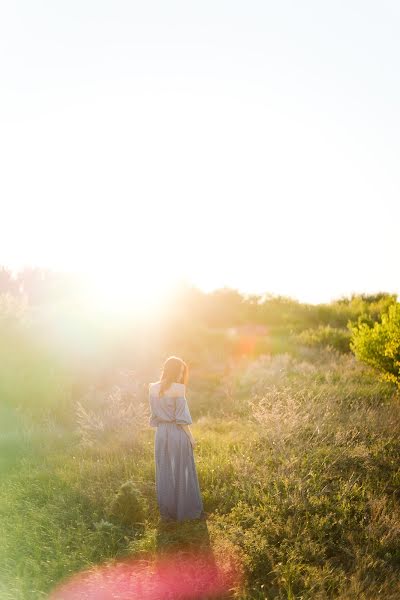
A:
[350,302,400,388]
[294,325,351,353]
[108,480,147,526]
[1,271,400,598]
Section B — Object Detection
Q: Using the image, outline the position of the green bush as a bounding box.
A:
[109,480,147,526]
[350,302,400,387]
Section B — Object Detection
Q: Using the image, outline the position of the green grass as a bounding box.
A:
[1,351,400,599]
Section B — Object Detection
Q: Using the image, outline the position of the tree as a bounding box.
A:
[350,303,400,388]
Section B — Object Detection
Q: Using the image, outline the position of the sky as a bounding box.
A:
[1,1,399,304]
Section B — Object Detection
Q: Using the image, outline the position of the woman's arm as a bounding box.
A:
[178,423,196,447]
[173,386,196,447]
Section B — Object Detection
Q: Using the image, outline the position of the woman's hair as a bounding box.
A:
[158,356,188,398]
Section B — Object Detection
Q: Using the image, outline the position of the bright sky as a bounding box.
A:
[1,1,399,304]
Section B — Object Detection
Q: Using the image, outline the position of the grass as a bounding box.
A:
[1,349,400,599]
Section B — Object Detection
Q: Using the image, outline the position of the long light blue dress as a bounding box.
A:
[148,387,204,521]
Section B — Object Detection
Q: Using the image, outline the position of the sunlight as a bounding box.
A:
[84,263,174,318]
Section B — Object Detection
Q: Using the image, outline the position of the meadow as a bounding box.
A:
[0,274,399,599]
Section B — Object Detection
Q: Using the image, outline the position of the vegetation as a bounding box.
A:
[294,326,351,353]
[0,266,399,599]
[350,302,400,388]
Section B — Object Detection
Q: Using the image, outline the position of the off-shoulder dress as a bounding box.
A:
[148,382,204,521]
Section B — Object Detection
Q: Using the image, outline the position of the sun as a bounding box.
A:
[83,263,174,319]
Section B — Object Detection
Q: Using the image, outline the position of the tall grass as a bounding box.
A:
[208,350,400,598]
[1,348,399,598]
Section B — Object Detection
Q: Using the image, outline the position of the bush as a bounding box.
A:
[108,480,147,526]
[350,303,400,388]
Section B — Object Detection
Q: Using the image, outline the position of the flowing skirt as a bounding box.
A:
[155,422,203,521]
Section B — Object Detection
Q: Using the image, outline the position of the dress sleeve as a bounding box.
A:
[174,395,193,425]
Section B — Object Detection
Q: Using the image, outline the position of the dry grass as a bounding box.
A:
[75,385,148,448]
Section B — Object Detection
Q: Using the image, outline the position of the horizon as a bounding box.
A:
[2,261,398,307]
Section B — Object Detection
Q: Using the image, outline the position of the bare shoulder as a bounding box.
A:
[149,381,161,393]
[170,382,186,394]
[149,381,186,397]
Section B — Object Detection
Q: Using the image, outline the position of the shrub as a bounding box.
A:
[108,480,147,526]
[350,303,400,388]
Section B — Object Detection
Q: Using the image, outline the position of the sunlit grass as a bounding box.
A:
[1,349,400,599]
[1,282,400,600]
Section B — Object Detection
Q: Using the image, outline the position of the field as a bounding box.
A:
[1,285,400,599]
[2,340,400,599]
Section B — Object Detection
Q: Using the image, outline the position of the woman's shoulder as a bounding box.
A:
[148,381,186,397]
[148,381,160,394]
[167,383,186,398]
[170,381,185,390]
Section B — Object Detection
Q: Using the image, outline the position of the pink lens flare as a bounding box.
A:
[49,548,242,599]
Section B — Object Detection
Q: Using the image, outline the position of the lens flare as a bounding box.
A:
[49,548,243,599]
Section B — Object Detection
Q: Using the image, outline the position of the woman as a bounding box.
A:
[148,356,205,522]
